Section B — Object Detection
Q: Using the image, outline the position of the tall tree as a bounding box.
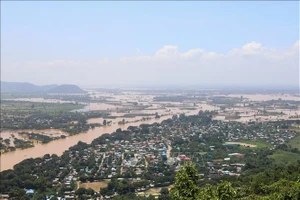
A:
[171,162,200,200]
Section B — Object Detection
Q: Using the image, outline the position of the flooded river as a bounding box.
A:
[1,91,298,171]
[0,105,214,171]
[0,116,168,171]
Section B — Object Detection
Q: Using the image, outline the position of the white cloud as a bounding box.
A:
[155,45,178,55]
[181,48,204,58]
[2,41,299,86]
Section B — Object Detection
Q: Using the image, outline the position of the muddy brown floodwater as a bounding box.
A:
[227,94,300,101]
[0,117,167,171]
[0,105,211,171]
[1,91,219,172]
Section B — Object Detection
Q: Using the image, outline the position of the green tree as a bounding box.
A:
[86,188,95,196]
[216,181,237,200]
[171,162,200,200]
[171,162,237,200]
[160,187,169,195]
[79,176,87,183]
[75,187,87,196]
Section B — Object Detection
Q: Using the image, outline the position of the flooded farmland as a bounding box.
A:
[1,89,299,171]
[0,90,218,171]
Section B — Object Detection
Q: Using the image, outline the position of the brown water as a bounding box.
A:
[74,103,119,112]
[0,116,171,171]
[7,92,298,171]
[215,106,300,123]
[227,94,300,101]
[0,131,28,148]
[0,106,195,170]
[0,103,217,171]
[1,91,219,172]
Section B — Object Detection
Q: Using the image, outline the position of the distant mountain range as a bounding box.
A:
[1,81,86,94]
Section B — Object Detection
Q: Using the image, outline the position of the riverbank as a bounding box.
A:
[0,114,172,171]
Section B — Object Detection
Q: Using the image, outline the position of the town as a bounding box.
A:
[1,111,299,199]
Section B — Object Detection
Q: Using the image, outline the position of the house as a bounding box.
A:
[0,194,9,200]
[25,189,35,194]
[207,162,214,168]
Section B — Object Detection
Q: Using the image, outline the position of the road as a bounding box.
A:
[98,152,106,172]
[120,152,124,174]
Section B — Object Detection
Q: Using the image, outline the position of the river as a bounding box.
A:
[0,116,169,171]
[0,105,216,171]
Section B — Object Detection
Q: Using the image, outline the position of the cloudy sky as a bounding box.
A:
[1,1,299,88]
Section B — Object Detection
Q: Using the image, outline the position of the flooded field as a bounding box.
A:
[214,111,300,123]
[1,89,298,171]
[227,94,300,101]
[73,103,119,112]
[0,101,216,171]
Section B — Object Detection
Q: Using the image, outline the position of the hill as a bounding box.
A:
[47,84,86,94]
[1,81,85,94]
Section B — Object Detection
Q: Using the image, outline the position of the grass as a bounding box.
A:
[137,185,174,198]
[144,188,161,195]
[268,150,300,165]
[1,100,84,116]
[288,135,300,150]
[0,93,44,99]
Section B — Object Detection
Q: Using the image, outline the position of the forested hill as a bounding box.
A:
[0,81,85,94]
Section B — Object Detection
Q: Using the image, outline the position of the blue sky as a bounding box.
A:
[1,1,299,87]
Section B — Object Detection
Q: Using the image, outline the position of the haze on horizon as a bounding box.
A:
[1,1,299,89]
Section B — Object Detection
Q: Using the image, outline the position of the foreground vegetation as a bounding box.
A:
[170,161,300,200]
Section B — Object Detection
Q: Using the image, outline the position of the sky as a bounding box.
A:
[1,1,299,88]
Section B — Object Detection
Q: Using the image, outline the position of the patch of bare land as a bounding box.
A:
[78,180,109,191]
[225,142,257,147]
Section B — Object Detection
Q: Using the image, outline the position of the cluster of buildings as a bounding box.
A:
[5,113,297,199]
